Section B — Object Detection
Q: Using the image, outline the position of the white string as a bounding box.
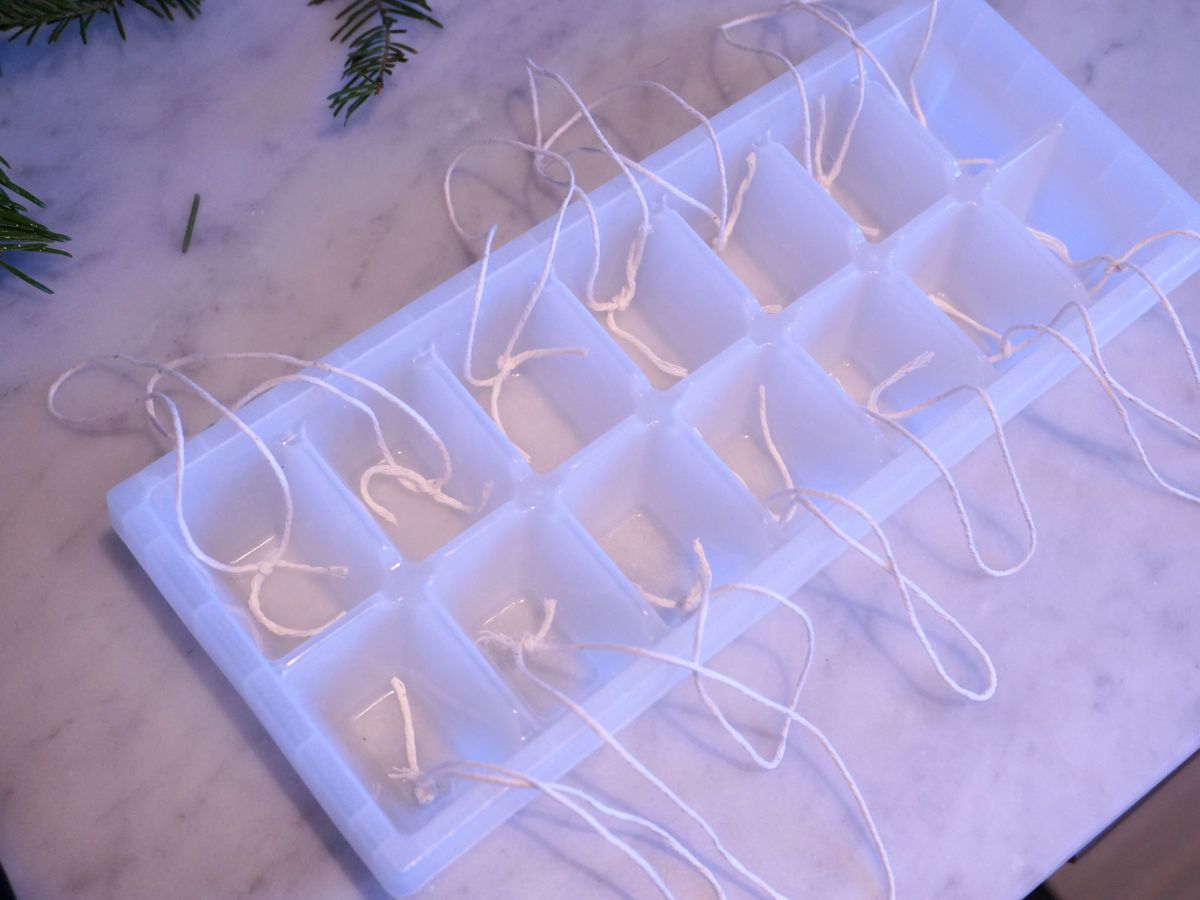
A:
[754,383,996,700]
[907,0,939,129]
[230,371,487,520]
[533,78,732,250]
[996,301,1200,506]
[862,354,1038,578]
[141,348,472,525]
[386,670,724,898]
[48,355,347,638]
[536,619,898,899]
[480,624,788,900]
[525,61,696,381]
[445,138,592,455]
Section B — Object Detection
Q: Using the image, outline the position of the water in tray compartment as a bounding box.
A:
[432,505,665,713]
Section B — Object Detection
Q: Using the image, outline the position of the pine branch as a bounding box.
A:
[310,0,442,123]
[0,0,202,45]
[0,156,71,294]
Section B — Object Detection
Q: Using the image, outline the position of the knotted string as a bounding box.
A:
[48,355,348,638]
[445,139,591,457]
[141,351,482,521]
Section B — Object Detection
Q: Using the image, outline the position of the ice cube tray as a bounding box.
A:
[106,0,1200,894]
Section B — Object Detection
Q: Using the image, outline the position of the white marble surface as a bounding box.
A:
[3,1,1200,897]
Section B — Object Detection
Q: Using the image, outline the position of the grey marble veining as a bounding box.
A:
[2,0,1200,897]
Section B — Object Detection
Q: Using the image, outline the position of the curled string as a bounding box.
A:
[863,353,1038,578]
[140,350,471,518]
[48,355,347,638]
[445,138,591,457]
[533,78,732,251]
[509,594,896,899]
[477,604,788,900]
[231,372,487,520]
[757,385,995,701]
[526,61,702,380]
[996,301,1200,506]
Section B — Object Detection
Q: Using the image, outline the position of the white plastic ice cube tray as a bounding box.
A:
[107,0,1200,894]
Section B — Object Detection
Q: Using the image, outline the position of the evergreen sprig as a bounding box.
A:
[309,0,441,123]
[0,1,202,45]
[0,157,71,294]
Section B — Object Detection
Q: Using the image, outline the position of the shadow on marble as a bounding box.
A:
[99,530,391,900]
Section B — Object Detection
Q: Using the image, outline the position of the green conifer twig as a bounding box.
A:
[309,0,442,123]
[0,1,202,45]
[0,156,72,294]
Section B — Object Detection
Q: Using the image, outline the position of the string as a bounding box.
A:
[533,78,732,251]
[754,384,996,700]
[48,355,347,638]
[229,371,488,520]
[140,350,470,519]
[863,354,1038,578]
[479,617,788,900]
[517,595,896,899]
[445,138,591,455]
[995,301,1200,506]
[385,675,723,898]
[907,0,939,129]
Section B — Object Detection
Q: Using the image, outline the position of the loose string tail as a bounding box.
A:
[525,60,695,382]
[47,355,348,638]
[755,383,995,700]
[139,350,483,518]
[478,607,789,900]
[1037,227,1200,395]
[385,676,720,899]
[445,139,592,457]
[995,301,1200,506]
[862,354,1038,578]
[906,0,939,129]
[532,77,733,251]
[533,625,897,898]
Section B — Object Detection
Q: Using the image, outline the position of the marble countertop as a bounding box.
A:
[3,0,1200,897]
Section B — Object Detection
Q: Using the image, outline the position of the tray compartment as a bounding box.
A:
[439,271,646,473]
[894,201,1089,357]
[709,140,860,311]
[301,353,520,561]
[555,205,760,388]
[559,421,777,614]
[989,104,1190,265]
[679,339,892,508]
[797,79,956,241]
[431,504,665,715]
[903,0,1075,165]
[787,269,996,434]
[281,598,531,833]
